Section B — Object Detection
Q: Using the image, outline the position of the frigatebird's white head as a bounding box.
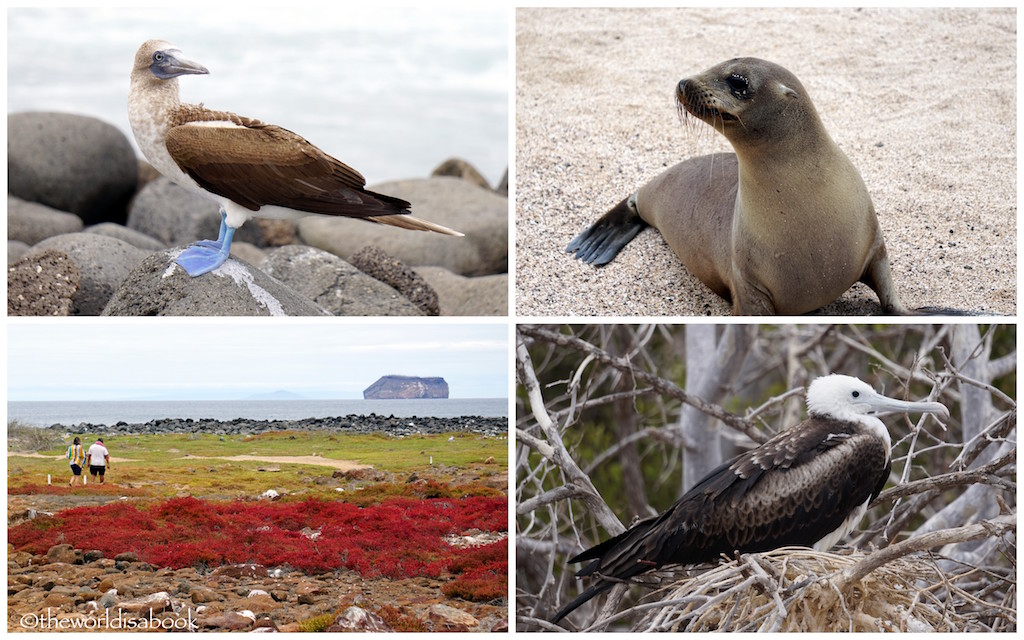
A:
[133,40,208,81]
[807,374,950,424]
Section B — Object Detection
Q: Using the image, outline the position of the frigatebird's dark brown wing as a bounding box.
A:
[553,416,889,623]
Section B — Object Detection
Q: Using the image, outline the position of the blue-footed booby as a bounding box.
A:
[552,374,949,624]
[128,39,461,276]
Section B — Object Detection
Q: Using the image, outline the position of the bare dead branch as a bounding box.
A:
[954,410,1017,471]
[516,330,624,535]
[518,325,767,443]
[517,484,591,515]
[839,515,1016,585]
[876,449,1017,504]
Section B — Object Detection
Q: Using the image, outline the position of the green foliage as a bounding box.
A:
[297,612,336,632]
[8,431,507,500]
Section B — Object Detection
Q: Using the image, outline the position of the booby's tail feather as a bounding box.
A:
[369,214,464,237]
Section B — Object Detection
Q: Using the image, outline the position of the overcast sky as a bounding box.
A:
[7,322,508,401]
[7,6,508,186]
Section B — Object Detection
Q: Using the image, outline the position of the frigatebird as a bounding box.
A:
[552,374,949,623]
[128,40,461,276]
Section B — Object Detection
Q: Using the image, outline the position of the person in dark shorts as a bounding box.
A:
[86,438,111,484]
[67,437,85,487]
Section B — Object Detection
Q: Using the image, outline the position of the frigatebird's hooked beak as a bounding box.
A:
[859,388,950,420]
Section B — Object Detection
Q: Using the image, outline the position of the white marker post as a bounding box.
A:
[47,474,51,485]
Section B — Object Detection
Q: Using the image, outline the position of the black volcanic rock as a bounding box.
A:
[363,375,449,399]
[43,414,505,437]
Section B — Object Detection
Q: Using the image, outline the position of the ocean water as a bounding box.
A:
[8,398,508,428]
[7,7,509,186]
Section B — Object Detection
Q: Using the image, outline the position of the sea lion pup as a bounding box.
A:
[567,57,908,316]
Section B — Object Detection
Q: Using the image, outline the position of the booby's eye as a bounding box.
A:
[851,391,860,398]
[153,52,164,63]
[726,74,750,98]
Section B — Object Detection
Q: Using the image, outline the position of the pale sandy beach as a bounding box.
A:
[515,7,1016,316]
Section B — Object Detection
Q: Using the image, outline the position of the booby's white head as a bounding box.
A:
[133,39,208,82]
[807,374,950,424]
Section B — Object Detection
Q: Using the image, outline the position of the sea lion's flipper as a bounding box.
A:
[566,196,649,265]
[859,243,910,315]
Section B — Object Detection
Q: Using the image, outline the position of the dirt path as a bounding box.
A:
[8,452,137,462]
[181,455,372,472]
[9,451,370,472]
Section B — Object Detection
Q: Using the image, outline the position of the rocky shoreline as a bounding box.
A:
[41,414,507,438]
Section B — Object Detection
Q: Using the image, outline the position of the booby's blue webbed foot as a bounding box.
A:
[175,223,236,276]
[193,211,229,249]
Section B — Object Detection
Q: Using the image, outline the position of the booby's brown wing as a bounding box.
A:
[570,417,889,580]
[164,110,410,216]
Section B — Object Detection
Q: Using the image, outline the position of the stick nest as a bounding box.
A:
[629,547,1015,632]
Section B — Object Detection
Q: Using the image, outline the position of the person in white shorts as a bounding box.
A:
[86,438,111,485]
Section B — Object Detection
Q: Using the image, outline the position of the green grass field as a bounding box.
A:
[8,428,507,501]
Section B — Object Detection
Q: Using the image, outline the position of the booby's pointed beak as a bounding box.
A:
[863,390,950,420]
[150,48,209,80]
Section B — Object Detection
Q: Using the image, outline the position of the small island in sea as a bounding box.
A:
[364,376,450,399]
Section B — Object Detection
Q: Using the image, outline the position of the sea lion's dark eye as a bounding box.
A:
[726,74,749,98]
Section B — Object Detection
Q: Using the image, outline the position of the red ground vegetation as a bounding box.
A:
[9,496,507,591]
[443,538,508,602]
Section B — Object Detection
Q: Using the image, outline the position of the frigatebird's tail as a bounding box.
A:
[551,580,616,624]
[552,519,661,624]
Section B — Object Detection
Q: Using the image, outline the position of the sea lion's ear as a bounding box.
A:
[778,82,800,100]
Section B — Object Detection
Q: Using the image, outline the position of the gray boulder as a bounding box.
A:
[431,157,491,190]
[260,245,422,316]
[31,233,150,315]
[8,196,84,245]
[349,246,439,316]
[8,112,138,225]
[496,168,508,197]
[127,178,267,247]
[84,223,166,251]
[327,606,393,633]
[228,241,268,268]
[414,266,508,316]
[297,177,507,276]
[8,240,31,264]
[103,249,328,316]
[8,249,80,316]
